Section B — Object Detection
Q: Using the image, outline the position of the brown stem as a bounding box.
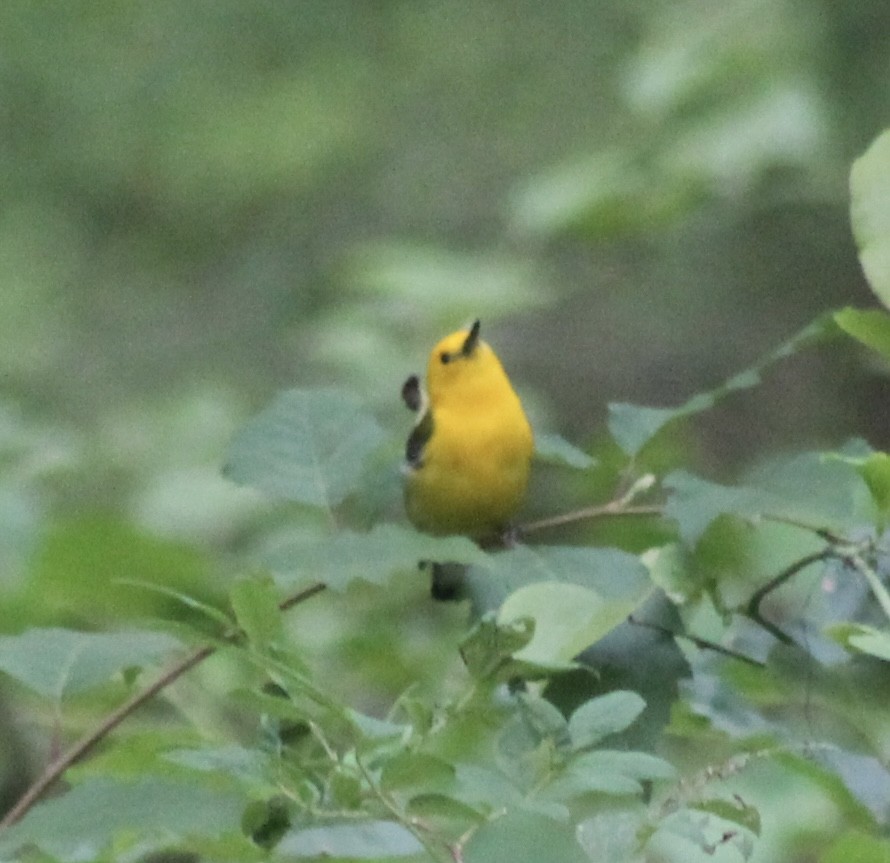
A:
[0,580,327,830]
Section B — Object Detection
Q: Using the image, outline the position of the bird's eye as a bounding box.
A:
[439,351,451,365]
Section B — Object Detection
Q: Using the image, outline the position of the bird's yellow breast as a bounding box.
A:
[404,322,533,538]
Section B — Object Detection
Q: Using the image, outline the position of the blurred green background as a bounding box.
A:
[1,0,889,803]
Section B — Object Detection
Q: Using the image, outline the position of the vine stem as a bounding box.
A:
[0,581,327,830]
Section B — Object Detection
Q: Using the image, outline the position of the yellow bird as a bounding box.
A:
[402,319,534,541]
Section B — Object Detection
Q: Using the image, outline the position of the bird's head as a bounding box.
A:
[426,320,507,404]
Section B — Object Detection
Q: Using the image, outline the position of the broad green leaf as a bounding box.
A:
[459,614,535,681]
[406,792,486,826]
[0,628,180,700]
[464,809,588,863]
[608,315,838,455]
[229,575,284,651]
[834,307,890,362]
[0,776,245,860]
[822,830,890,863]
[224,387,385,509]
[497,693,571,764]
[834,449,890,527]
[476,544,652,602]
[534,432,597,469]
[492,546,654,667]
[569,750,676,783]
[381,752,455,794]
[665,447,865,546]
[850,129,890,306]
[266,522,486,591]
[542,754,672,821]
[454,763,525,812]
[542,748,676,804]
[275,819,423,858]
[694,796,761,836]
[568,691,646,751]
[499,582,641,668]
[167,744,274,787]
[848,628,890,662]
[664,471,779,546]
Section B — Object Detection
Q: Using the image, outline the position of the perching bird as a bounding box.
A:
[402,319,534,546]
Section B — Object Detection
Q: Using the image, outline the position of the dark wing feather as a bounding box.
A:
[405,408,434,468]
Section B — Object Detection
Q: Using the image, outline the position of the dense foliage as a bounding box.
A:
[0,131,886,862]
[1,4,889,861]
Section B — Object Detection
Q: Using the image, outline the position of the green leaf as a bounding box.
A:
[497,692,571,763]
[381,752,455,795]
[464,809,588,863]
[459,614,536,680]
[275,819,423,858]
[534,432,597,469]
[850,129,890,306]
[608,314,838,455]
[229,575,284,651]
[834,307,890,362]
[224,387,385,509]
[665,448,864,546]
[499,582,640,668]
[840,449,890,527]
[266,523,486,591]
[0,776,245,860]
[848,628,890,662]
[694,796,761,836]
[454,763,525,813]
[0,628,180,700]
[822,830,890,863]
[492,546,654,667]
[568,749,676,783]
[542,749,675,804]
[477,544,652,603]
[568,691,646,751]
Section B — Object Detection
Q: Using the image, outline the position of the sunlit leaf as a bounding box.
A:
[850,129,890,307]
[834,307,890,363]
[568,691,646,751]
[848,628,890,662]
[266,522,485,591]
[224,387,385,509]
[489,545,654,667]
[499,582,644,669]
[0,628,180,700]
[822,829,890,863]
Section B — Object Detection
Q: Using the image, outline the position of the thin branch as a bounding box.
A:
[521,503,662,535]
[742,550,833,644]
[0,580,327,830]
[628,615,765,668]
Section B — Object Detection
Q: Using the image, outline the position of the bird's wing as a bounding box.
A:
[405,408,434,468]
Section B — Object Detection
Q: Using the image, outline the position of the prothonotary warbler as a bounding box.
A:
[402,319,534,541]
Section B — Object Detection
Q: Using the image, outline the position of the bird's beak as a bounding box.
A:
[461,319,481,356]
